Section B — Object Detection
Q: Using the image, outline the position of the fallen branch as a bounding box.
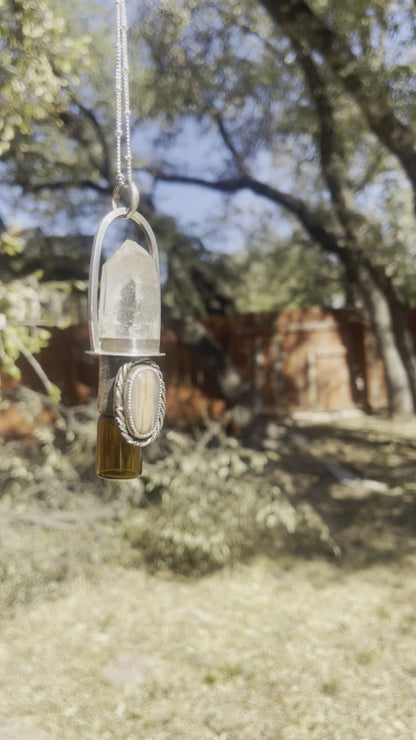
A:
[0,507,78,531]
[290,432,389,495]
[0,506,117,530]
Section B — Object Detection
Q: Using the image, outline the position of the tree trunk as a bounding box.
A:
[354,262,415,416]
[292,45,416,416]
[156,169,416,416]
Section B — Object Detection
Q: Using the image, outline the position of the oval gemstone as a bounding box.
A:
[125,365,161,438]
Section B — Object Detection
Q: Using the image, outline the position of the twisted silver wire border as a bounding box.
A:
[114,360,166,447]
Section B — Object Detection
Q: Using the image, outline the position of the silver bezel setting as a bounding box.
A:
[114,359,166,447]
[88,208,161,357]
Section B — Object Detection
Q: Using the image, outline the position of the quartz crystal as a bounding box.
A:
[98,239,160,353]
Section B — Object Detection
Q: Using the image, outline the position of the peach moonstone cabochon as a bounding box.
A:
[127,363,161,437]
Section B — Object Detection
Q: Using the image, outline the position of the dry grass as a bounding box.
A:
[1,413,416,739]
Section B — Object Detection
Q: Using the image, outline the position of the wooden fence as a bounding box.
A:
[2,307,396,426]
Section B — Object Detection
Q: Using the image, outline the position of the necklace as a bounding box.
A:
[112,0,139,216]
[87,0,165,480]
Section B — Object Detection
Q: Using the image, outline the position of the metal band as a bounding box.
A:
[99,337,162,355]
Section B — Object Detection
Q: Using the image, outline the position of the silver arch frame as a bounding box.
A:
[88,207,161,356]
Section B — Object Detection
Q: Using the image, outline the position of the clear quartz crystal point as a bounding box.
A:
[98,239,160,354]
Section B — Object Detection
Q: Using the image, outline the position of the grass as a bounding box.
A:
[1,553,416,738]
[1,413,416,738]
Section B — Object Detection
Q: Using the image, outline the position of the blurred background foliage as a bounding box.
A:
[2,0,416,410]
[0,390,338,581]
[1,0,416,572]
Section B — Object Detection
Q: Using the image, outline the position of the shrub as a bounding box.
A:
[125,427,340,575]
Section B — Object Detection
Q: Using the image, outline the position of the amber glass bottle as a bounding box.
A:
[96,415,142,479]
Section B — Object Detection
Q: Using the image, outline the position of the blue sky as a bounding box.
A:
[1,0,293,257]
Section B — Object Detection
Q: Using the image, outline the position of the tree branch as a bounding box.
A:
[59,102,112,183]
[212,111,249,175]
[153,169,344,257]
[72,100,112,182]
[294,46,356,238]
[259,0,416,196]
[154,167,399,302]
[28,180,112,195]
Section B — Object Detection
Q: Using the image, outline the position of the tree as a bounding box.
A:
[0,0,260,414]
[259,0,416,208]
[256,0,416,414]
[0,0,95,185]
[231,234,344,313]
[133,0,416,415]
[0,0,94,394]
[3,0,416,416]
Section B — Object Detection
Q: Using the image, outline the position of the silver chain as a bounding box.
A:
[114,0,133,187]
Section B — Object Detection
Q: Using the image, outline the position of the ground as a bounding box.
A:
[1,413,416,739]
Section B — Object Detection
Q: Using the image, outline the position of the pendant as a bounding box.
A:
[88,205,165,478]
